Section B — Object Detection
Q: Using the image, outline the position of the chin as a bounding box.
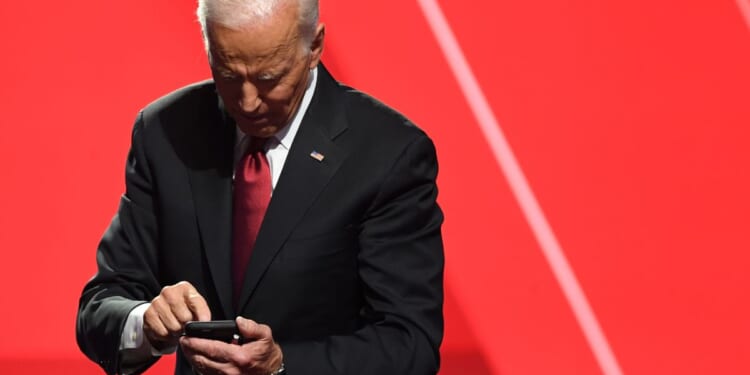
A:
[238,122,280,138]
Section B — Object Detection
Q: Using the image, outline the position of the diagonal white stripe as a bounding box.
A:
[415,1,624,374]
[737,0,750,30]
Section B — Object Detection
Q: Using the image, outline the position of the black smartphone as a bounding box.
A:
[183,320,239,343]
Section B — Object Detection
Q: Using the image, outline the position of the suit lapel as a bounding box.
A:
[236,65,349,311]
[186,96,236,320]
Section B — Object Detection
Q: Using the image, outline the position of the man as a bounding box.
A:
[76,0,444,374]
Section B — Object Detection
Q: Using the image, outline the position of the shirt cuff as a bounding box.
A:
[119,303,177,356]
[120,303,148,350]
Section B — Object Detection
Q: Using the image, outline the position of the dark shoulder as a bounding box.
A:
[139,80,218,124]
[340,86,426,139]
[131,80,230,158]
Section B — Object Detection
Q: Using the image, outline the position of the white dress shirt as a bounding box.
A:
[118,67,318,370]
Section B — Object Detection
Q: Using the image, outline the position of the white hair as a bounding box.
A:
[197,0,319,50]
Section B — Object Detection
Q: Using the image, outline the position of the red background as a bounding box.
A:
[1,1,749,374]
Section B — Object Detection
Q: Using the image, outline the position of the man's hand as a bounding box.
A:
[180,316,284,375]
[143,281,211,351]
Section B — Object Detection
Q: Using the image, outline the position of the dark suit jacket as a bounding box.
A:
[76,65,444,375]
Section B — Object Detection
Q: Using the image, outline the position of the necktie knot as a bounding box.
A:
[247,136,269,154]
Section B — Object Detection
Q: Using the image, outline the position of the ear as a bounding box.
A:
[308,23,325,69]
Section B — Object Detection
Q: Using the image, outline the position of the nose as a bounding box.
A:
[238,81,261,113]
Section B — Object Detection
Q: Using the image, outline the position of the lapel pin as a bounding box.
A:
[309,150,325,162]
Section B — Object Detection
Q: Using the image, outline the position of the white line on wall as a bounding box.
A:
[737,0,750,31]
[414,1,625,374]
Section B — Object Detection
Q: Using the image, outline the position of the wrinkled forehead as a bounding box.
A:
[206,19,302,67]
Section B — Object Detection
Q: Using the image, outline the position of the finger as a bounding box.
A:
[181,336,235,363]
[189,353,236,375]
[236,317,272,341]
[184,288,211,321]
[144,303,182,352]
[165,291,194,325]
[237,339,283,373]
[161,282,209,324]
[159,284,196,331]
[143,304,170,339]
[150,296,183,337]
[181,338,236,375]
[171,281,211,321]
[182,335,280,374]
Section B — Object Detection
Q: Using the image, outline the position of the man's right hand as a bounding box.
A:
[143,281,211,351]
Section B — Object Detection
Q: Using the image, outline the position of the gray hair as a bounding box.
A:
[197,0,319,50]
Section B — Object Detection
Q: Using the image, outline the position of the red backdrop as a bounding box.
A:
[1,1,749,374]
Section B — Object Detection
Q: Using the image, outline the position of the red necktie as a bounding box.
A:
[232,137,271,307]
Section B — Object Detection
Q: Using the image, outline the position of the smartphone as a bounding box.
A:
[183,320,239,343]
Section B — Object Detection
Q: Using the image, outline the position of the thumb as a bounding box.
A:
[236,316,272,341]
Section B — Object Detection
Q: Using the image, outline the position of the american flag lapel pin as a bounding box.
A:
[309,150,325,162]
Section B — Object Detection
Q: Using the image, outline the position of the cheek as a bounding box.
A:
[270,81,298,98]
[262,84,298,107]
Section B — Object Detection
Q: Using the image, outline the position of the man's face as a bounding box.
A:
[206,4,323,138]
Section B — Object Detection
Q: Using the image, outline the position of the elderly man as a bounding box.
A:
[76,0,444,374]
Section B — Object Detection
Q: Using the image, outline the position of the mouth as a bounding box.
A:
[234,112,268,125]
[241,112,264,120]
[235,115,275,135]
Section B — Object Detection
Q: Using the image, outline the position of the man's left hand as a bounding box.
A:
[180,317,283,375]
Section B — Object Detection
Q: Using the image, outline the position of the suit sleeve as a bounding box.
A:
[281,134,445,375]
[76,112,162,374]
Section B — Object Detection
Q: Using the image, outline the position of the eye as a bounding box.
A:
[257,74,280,83]
[221,73,241,82]
[212,68,241,83]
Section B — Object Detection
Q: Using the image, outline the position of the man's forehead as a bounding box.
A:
[210,46,299,76]
[207,20,300,64]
